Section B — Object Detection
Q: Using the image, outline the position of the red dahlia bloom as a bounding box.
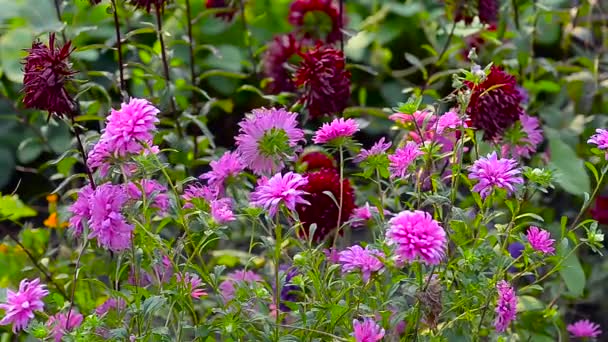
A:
[129,0,170,12]
[263,34,301,94]
[465,66,524,140]
[298,151,336,171]
[22,33,75,118]
[295,168,355,242]
[288,0,345,44]
[294,45,351,118]
[206,0,237,21]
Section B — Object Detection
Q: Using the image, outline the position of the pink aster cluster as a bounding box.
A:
[389,110,465,153]
[181,183,235,224]
[313,118,359,144]
[126,179,169,213]
[250,172,310,217]
[181,184,217,209]
[176,272,208,299]
[199,151,245,194]
[501,114,544,159]
[68,184,94,236]
[352,318,385,342]
[494,280,517,333]
[526,226,555,255]
[388,141,424,179]
[588,129,608,159]
[88,98,160,177]
[386,210,447,265]
[468,152,523,199]
[46,310,83,342]
[350,202,380,228]
[219,270,264,302]
[354,137,392,163]
[0,278,49,333]
[567,319,602,338]
[95,297,127,316]
[338,245,384,282]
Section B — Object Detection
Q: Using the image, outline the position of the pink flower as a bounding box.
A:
[313,118,359,144]
[350,202,377,227]
[436,111,464,134]
[219,270,264,302]
[567,319,602,338]
[68,184,94,236]
[88,183,134,252]
[468,152,523,199]
[176,272,207,299]
[388,142,424,179]
[501,114,543,158]
[0,278,49,333]
[211,198,236,224]
[588,128,608,159]
[494,280,517,333]
[235,107,305,175]
[250,172,309,217]
[182,184,218,209]
[354,137,392,163]
[386,210,446,265]
[389,110,434,126]
[324,247,341,263]
[127,179,169,213]
[352,318,385,342]
[95,298,126,316]
[338,245,384,282]
[526,226,555,254]
[199,151,245,193]
[46,310,83,342]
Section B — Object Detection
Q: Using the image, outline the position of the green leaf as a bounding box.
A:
[546,128,590,196]
[0,194,37,221]
[17,137,43,164]
[558,239,585,297]
[142,295,166,317]
[516,295,545,312]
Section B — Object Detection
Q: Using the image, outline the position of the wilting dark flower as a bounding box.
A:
[129,0,170,12]
[449,0,498,25]
[288,0,345,43]
[477,0,499,25]
[465,66,524,140]
[294,45,350,118]
[275,266,301,312]
[295,168,355,242]
[206,0,237,21]
[416,275,442,329]
[22,33,75,118]
[263,34,301,94]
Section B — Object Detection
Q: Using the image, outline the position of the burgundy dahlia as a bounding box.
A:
[206,0,237,21]
[298,151,336,171]
[22,33,75,118]
[288,0,345,43]
[295,168,355,242]
[129,0,169,12]
[294,45,351,118]
[450,0,498,25]
[263,34,301,94]
[465,66,524,140]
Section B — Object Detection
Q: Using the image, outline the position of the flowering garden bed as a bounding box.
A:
[0,0,607,341]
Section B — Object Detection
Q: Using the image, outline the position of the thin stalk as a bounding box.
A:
[569,165,607,231]
[53,0,68,43]
[185,0,197,107]
[238,0,257,75]
[339,0,344,51]
[70,115,96,189]
[274,215,282,341]
[111,0,126,97]
[332,144,345,248]
[66,240,89,325]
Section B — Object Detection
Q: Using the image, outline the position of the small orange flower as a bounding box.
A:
[44,212,60,228]
[46,194,58,203]
[0,244,8,254]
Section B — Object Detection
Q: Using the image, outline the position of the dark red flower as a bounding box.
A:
[288,0,345,44]
[591,195,608,225]
[477,0,499,25]
[295,168,355,242]
[450,0,498,25]
[263,34,301,94]
[294,45,350,118]
[465,66,524,140]
[206,0,237,21]
[298,151,336,171]
[129,0,169,12]
[22,33,75,118]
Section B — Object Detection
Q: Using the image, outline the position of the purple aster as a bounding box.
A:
[338,245,384,282]
[95,298,126,316]
[312,118,359,145]
[567,319,602,338]
[46,310,83,342]
[88,183,134,252]
[588,128,608,159]
[68,184,94,236]
[468,152,523,199]
[126,179,169,213]
[176,272,207,299]
[494,280,517,333]
[350,202,379,228]
[352,318,385,342]
[181,184,218,209]
[199,151,245,193]
[526,226,555,254]
[354,137,392,163]
[386,210,447,265]
[436,111,464,134]
[235,107,305,175]
[210,198,236,224]
[388,141,424,179]
[0,278,49,333]
[219,270,264,302]
[501,114,544,158]
[250,172,310,217]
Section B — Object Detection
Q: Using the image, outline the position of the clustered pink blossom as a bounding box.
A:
[88,183,135,252]
[313,118,359,144]
[388,142,424,179]
[567,319,602,338]
[352,318,385,342]
[219,270,264,302]
[0,278,49,333]
[468,152,523,199]
[526,226,555,254]
[126,179,169,213]
[199,151,245,193]
[95,297,127,316]
[501,114,544,158]
[176,272,208,299]
[250,172,310,217]
[354,137,392,163]
[494,280,517,333]
[386,210,446,265]
[68,184,94,236]
[181,184,218,209]
[338,245,384,282]
[210,198,236,224]
[350,202,378,228]
[46,310,83,342]
[588,128,608,159]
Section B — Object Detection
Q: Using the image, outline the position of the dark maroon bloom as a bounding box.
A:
[465,66,524,140]
[275,265,301,312]
[295,168,355,242]
[477,0,499,25]
[451,0,498,25]
[206,0,237,21]
[129,0,169,12]
[591,195,608,224]
[294,45,351,118]
[263,34,301,94]
[288,0,345,43]
[298,150,336,171]
[22,33,75,118]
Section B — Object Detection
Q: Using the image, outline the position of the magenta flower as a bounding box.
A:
[501,114,543,158]
[567,319,602,338]
[338,245,384,282]
[250,172,310,217]
[0,278,49,333]
[176,272,208,299]
[88,183,134,252]
[199,151,245,193]
[210,198,236,224]
[526,226,555,254]
[350,202,377,228]
[388,142,424,179]
[219,270,264,302]
[68,184,94,236]
[95,298,126,316]
[354,137,392,163]
[127,179,169,213]
[46,310,83,342]
[588,129,608,159]
[313,118,359,144]
[468,152,523,199]
[352,318,385,342]
[181,184,218,209]
[235,107,305,175]
[324,247,341,264]
[386,210,446,265]
[436,111,464,134]
[494,280,517,333]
